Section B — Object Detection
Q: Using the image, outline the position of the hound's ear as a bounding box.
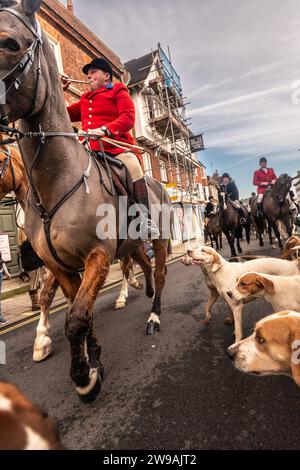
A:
[257,275,275,295]
[21,0,43,16]
[291,331,300,387]
[211,252,222,273]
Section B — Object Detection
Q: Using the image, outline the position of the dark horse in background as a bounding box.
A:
[218,189,251,257]
[204,211,223,251]
[250,174,293,251]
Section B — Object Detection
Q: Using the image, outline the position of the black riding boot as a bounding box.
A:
[257,201,263,218]
[133,177,160,240]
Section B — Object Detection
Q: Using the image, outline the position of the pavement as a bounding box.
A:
[0,240,200,330]
[2,235,300,450]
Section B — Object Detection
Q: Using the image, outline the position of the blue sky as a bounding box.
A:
[66,0,300,198]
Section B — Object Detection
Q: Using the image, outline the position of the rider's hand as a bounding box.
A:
[271,180,276,185]
[87,128,105,139]
[61,75,72,91]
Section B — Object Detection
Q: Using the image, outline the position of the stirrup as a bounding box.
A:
[140,218,160,240]
[240,217,247,225]
[257,211,263,218]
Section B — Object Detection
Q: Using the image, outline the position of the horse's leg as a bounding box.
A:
[219,232,223,250]
[269,220,283,250]
[65,247,110,401]
[210,234,214,248]
[115,267,129,310]
[283,215,293,239]
[214,235,219,251]
[146,239,167,335]
[223,228,237,257]
[33,271,60,362]
[131,246,154,299]
[235,229,243,254]
[115,256,143,310]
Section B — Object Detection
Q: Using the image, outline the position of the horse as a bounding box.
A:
[0,133,27,208]
[204,212,223,251]
[217,190,251,257]
[0,131,153,359]
[250,174,293,250]
[0,0,171,401]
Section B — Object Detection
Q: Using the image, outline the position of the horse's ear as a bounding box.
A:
[21,0,43,16]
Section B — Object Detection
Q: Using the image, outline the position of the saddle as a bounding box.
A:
[92,151,134,202]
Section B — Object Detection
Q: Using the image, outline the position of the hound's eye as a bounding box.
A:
[255,334,265,344]
[240,281,246,287]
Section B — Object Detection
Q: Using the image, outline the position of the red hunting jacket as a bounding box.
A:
[67,82,136,156]
[253,168,277,194]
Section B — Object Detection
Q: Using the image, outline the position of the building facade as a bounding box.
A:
[125,45,207,245]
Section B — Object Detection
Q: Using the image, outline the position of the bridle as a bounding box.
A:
[0,7,43,125]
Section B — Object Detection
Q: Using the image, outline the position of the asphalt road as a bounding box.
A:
[1,238,300,450]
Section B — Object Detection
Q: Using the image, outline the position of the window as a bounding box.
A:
[46,33,64,74]
[142,152,153,177]
[159,160,168,182]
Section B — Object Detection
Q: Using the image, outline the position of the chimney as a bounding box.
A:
[67,0,74,14]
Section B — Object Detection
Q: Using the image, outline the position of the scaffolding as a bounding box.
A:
[140,43,201,202]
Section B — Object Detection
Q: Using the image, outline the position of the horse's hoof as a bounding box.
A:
[33,338,52,362]
[202,318,211,325]
[271,245,276,249]
[245,250,251,255]
[259,242,264,247]
[115,301,126,310]
[238,248,243,254]
[76,370,102,404]
[130,279,143,290]
[146,320,160,335]
[224,317,234,325]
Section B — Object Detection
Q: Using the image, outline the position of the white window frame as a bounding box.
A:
[46,32,64,74]
[142,152,153,177]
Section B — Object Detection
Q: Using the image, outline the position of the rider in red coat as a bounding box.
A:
[252,157,277,216]
[63,58,158,238]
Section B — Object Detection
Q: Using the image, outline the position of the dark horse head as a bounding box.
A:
[272,174,292,203]
[218,185,228,207]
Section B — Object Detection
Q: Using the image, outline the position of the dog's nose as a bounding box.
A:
[187,250,192,257]
[227,290,233,299]
[227,346,236,360]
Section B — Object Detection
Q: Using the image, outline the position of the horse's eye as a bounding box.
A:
[0,37,21,53]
